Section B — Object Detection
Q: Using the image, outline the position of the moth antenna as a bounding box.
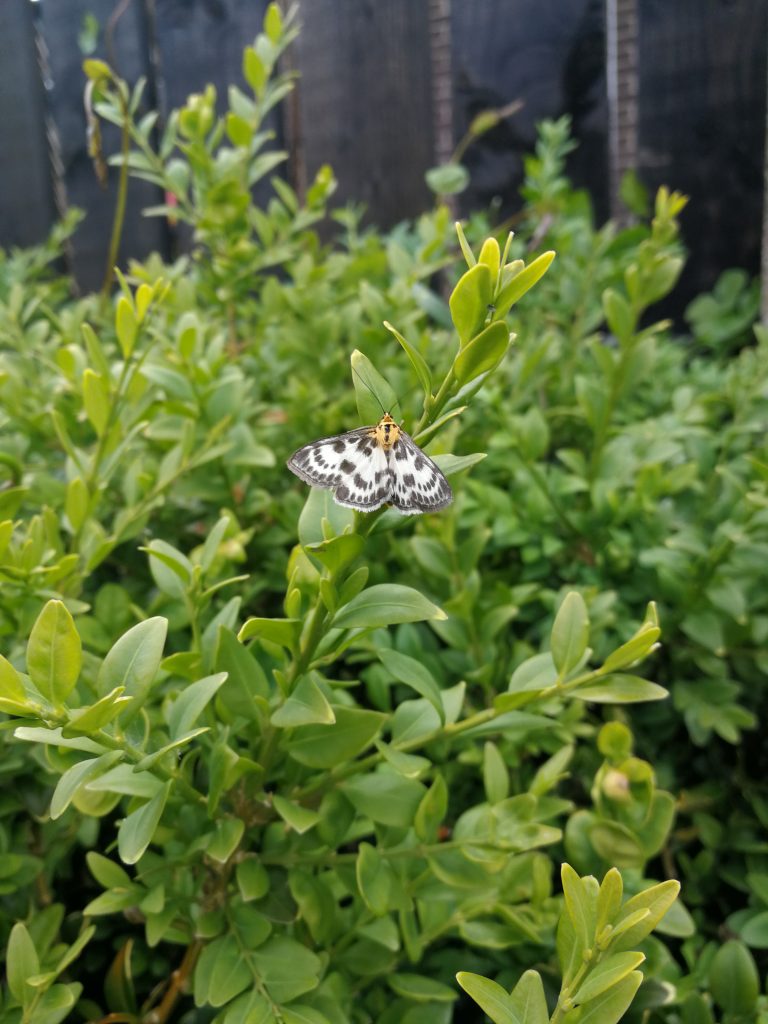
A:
[351,364,401,418]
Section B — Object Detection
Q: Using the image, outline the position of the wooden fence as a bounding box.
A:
[0,0,766,312]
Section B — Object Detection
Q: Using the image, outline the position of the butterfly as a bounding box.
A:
[287,413,453,515]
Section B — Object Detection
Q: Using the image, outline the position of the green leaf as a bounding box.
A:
[350,348,399,422]
[494,250,556,318]
[287,706,385,768]
[573,674,668,703]
[27,599,82,705]
[551,592,589,678]
[342,772,426,828]
[574,951,645,1003]
[596,867,623,936]
[378,648,444,723]
[97,617,167,709]
[50,751,122,819]
[602,625,661,672]
[305,533,364,576]
[478,237,501,280]
[237,859,269,902]
[389,973,458,1003]
[453,322,511,384]
[87,851,133,889]
[425,163,470,195]
[0,653,26,704]
[509,970,548,1024]
[273,796,320,834]
[117,781,171,865]
[206,818,245,863]
[238,616,301,649]
[63,687,132,735]
[456,972,520,1024]
[449,264,492,346]
[65,476,89,531]
[7,922,40,1006]
[483,742,509,804]
[561,863,595,950]
[271,673,335,727]
[115,295,138,357]
[252,936,322,1003]
[414,773,448,841]
[334,584,446,629]
[82,368,111,436]
[383,320,432,399]
[165,672,227,739]
[194,934,252,1008]
[709,940,760,1014]
[214,626,269,720]
[609,879,680,952]
[357,842,391,915]
[145,540,192,599]
[132,728,209,772]
[27,982,81,1024]
[564,973,642,1024]
[602,288,635,341]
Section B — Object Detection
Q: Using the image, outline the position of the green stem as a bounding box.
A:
[101,93,131,300]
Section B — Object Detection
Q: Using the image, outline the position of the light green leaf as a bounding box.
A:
[334,584,446,629]
[383,320,432,399]
[145,540,192,599]
[97,617,167,710]
[252,936,322,1004]
[271,673,335,727]
[350,348,399,422]
[86,851,133,890]
[508,970,548,1024]
[116,295,138,357]
[27,600,82,705]
[342,772,426,828]
[65,477,89,531]
[356,842,391,915]
[602,625,661,672]
[82,368,111,436]
[564,971,642,1024]
[206,818,245,863]
[425,163,470,195]
[273,796,320,834]
[238,616,301,649]
[117,781,171,864]
[483,742,509,804]
[573,674,668,703]
[453,322,511,384]
[378,648,444,723]
[551,592,589,678]
[165,672,227,739]
[51,751,122,819]
[7,922,40,1006]
[494,250,555,318]
[456,972,520,1024]
[194,935,252,1008]
[574,951,645,1003]
[305,533,364,576]
[237,859,270,902]
[287,706,385,769]
[449,264,492,346]
[609,879,680,952]
[0,653,26,704]
[63,687,131,736]
[389,973,458,1002]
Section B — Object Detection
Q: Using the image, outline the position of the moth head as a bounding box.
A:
[374,413,400,449]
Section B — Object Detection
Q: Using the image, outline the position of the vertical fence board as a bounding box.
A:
[452,0,609,224]
[293,0,435,227]
[38,0,167,293]
[0,0,57,249]
[638,0,768,310]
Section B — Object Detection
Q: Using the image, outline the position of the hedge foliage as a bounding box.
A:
[0,7,766,1023]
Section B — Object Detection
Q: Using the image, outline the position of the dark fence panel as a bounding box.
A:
[37,0,167,292]
[0,0,57,250]
[294,0,435,227]
[1,0,767,311]
[452,0,609,224]
[638,0,768,310]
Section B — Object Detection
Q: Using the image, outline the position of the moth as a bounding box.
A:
[287,413,453,515]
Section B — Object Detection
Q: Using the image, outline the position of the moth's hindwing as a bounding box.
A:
[389,432,453,514]
[287,428,393,512]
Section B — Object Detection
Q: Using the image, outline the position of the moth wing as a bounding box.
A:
[388,432,453,514]
[288,429,392,511]
[287,429,371,489]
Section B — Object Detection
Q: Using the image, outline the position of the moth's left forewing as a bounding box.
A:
[388,432,453,514]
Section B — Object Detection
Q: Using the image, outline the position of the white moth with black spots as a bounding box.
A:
[287,413,452,515]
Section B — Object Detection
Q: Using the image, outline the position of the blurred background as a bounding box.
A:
[0,0,766,315]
